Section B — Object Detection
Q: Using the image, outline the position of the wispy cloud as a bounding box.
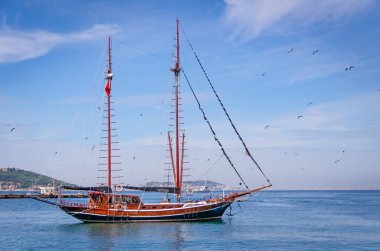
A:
[0,24,120,63]
[224,0,375,40]
[243,92,380,149]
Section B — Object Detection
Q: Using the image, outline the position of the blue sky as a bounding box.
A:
[1,0,379,189]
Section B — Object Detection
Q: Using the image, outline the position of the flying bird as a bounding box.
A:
[92,145,95,151]
[10,127,15,132]
[335,160,340,164]
[377,88,380,92]
[261,72,266,76]
[140,113,143,117]
[312,50,319,55]
[54,151,58,156]
[207,158,210,161]
[265,125,270,129]
[298,115,303,119]
[97,107,101,111]
[84,137,88,140]
[307,102,313,105]
[284,152,288,155]
[133,156,136,160]
[342,149,345,154]
[345,66,354,71]
[287,48,294,53]
[294,152,299,156]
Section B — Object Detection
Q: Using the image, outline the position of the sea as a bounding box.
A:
[0,190,379,250]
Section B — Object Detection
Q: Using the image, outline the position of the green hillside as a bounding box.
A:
[0,167,75,189]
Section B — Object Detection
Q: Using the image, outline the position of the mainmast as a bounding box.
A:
[105,36,113,190]
[170,19,182,202]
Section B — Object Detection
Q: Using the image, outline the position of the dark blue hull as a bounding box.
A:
[65,203,231,223]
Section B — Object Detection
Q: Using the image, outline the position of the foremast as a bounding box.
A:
[105,37,113,190]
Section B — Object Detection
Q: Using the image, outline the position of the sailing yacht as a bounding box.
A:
[56,19,271,223]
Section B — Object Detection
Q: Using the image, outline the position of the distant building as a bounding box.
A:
[39,186,56,196]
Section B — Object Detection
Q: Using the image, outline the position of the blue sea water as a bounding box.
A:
[0,190,379,250]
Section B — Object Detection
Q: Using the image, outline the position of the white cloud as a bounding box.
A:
[224,0,374,40]
[0,24,120,63]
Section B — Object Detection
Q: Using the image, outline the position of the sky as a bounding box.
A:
[1,0,379,190]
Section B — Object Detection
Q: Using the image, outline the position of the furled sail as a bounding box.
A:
[62,186,112,193]
[122,185,179,194]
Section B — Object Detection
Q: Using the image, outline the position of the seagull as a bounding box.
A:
[287,48,294,53]
[54,151,58,156]
[207,158,210,161]
[312,50,319,55]
[97,107,101,111]
[377,88,380,92]
[298,115,303,119]
[307,102,313,105]
[140,113,143,117]
[335,160,340,164]
[92,145,95,151]
[261,72,266,76]
[265,125,270,129]
[10,127,15,132]
[294,152,299,156]
[342,149,345,154]
[345,66,354,71]
[84,137,88,140]
[133,156,136,160]
[284,152,288,155]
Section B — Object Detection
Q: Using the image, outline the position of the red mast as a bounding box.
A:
[105,37,113,190]
[170,19,182,202]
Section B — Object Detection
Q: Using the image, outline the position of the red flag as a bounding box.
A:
[105,79,111,96]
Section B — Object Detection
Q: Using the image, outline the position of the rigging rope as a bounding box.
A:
[179,23,271,185]
[182,68,249,190]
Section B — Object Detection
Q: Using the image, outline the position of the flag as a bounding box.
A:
[105,79,111,96]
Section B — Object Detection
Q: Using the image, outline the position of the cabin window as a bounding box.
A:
[132,197,139,204]
[91,194,102,203]
[115,196,123,203]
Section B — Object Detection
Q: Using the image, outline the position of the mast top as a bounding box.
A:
[105,37,112,96]
[107,37,113,79]
[171,19,180,74]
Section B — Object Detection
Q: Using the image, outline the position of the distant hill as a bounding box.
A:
[0,167,75,190]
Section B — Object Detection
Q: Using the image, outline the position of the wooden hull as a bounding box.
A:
[60,201,231,223]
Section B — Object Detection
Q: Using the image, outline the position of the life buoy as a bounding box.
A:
[117,204,123,211]
[115,184,123,192]
[89,203,96,209]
